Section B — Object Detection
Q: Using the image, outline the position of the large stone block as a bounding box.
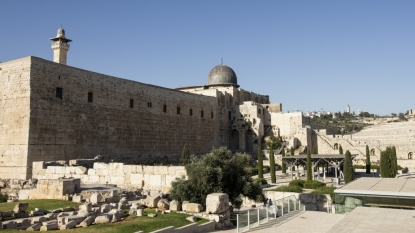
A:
[79,203,92,212]
[142,196,161,208]
[79,216,94,227]
[169,200,181,212]
[149,175,162,186]
[90,193,103,204]
[94,214,112,224]
[13,202,29,213]
[130,173,144,185]
[206,193,229,214]
[186,203,203,213]
[157,199,170,210]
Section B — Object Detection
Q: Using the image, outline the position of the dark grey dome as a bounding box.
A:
[207,65,238,85]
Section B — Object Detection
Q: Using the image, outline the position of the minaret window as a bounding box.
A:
[130,99,134,108]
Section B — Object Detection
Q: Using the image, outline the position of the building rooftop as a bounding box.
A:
[335,177,415,197]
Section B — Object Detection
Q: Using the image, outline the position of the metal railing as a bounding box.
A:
[236,195,304,233]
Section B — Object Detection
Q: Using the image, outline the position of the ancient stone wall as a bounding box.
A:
[1,56,220,179]
[32,161,186,192]
[315,120,415,168]
[270,112,306,138]
[0,57,32,178]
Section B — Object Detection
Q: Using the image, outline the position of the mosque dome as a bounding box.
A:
[207,64,238,86]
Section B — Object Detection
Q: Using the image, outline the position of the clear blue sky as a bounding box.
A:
[2,1,414,115]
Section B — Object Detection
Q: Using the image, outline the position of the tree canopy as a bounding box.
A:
[170,147,265,209]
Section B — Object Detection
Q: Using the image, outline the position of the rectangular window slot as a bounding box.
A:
[201,110,204,118]
[56,87,62,99]
[211,111,214,118]
[130,99,134,108]
[147,102,152,108]
[177,107,181,114]
[189,108,193,116]
[163,104,167,112]
[88,92,93,103]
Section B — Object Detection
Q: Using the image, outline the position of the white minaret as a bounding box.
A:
[346,104,350,114]
[50,26,72,65]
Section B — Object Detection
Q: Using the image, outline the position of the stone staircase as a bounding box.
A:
[244,210,304,232]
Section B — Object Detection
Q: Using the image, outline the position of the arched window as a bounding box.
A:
[334,143,339,150]
[370,149,376,156]
[408,152,413,160]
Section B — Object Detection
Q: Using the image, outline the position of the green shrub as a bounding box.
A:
[250,167,259,176]
[271,185,303,193]
[311,186,337,200]
[254,178,268,185]
[303,180,326,189]
[0,193,8,203]
[288,179,306,188]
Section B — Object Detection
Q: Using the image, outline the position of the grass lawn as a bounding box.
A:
[0,201,209,233]
[66,210,209,233]
[0,199,79,213]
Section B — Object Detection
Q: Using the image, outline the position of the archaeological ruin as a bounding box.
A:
[1,27,415,184]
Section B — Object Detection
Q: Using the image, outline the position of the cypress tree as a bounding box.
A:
[258,142,263,179]
[281,149,287,173]
[181,144,191,165]
[306,150,312,181]
[339,145,343,155]
[365,145,371,174]
[344,150,354,183]
[290,147,295,171]
[391,146,398,177]
[380,149,386,177]
[269,145,276,183]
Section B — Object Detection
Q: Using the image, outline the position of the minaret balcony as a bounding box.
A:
[51,42,70,49]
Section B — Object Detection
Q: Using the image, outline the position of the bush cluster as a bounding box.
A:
[272,185,303,193]
[0,193,8,203]
[303,180,326,189]
[288,179,306,188]
[254,178,268,185]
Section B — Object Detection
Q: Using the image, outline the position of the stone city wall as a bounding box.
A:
[0,56,220,179]
[0,57,32,179]
[32,161,186,192]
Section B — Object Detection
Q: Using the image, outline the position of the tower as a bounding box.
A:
[347,104,350,114]
[50,26,72,65]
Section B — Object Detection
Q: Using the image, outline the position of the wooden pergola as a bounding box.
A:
[282,154,358,180]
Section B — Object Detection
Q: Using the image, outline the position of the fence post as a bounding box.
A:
[237,214,239,233]
[274,201,277,218]
[282,199,284,216]
[298,199,301,211]
[266,204,269,222]
[288,198,290,213]
[247,209,250,230]
[257,208,260,227]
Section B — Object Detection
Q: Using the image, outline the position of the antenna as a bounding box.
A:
[221,58,223,65]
